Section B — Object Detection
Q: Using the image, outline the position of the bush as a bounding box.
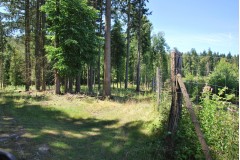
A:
[199,87,239,159]
[174,107,204,160]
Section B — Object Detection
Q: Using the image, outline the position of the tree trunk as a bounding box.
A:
[156,67,160,108]
[136,0,142,92]
[98,0,103,91]
[64,77,68,93]
[54,0,61,94]
[125,0,130,89]
[103,0,111,97]
[120,77,122,89]
[25,0,31,91]
[93,69,95,88]
[0,24,4,89]
[41,0,46,91]
[145,72,147,90]
[88,65,93,94]
[55,69,61,94]
[151,78,154,92]
[69,77,73,93]
[35,0,41,91]
[75,71,81,93]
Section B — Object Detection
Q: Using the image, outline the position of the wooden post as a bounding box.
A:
[167,50,182,144]
[177,74,212,160]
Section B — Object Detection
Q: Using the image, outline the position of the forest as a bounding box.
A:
[0,0,239,160]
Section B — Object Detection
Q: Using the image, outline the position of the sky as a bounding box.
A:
[147,0,239,55]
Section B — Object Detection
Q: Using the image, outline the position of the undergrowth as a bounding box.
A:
[174,87,239,160]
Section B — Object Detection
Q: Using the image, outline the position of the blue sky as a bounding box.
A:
[147,0,239,55]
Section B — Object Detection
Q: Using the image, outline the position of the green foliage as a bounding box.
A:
[199,87,239,159]
[174,107,204,160]
[208,58,239,93]
[42,0,98,75]
[0,38,25,86]
[151,32,169,82]
[184,73,205,102]
[8,43,24,86]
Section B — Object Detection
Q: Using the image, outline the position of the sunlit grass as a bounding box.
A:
[0,88,163,160]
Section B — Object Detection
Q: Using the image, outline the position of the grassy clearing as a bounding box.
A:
[0,89,164,160]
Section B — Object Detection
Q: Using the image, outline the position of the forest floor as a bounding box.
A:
[0,89,164,160]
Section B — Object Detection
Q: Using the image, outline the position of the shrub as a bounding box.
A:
[199,87,239,159]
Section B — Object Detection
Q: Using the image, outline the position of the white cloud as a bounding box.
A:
[193,33,234,44]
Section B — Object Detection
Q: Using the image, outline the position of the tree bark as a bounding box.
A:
[55,69,61,94]
[41,0,46,91]
[54,0,61,94]
[25,0,31,91]
[35,0,41,91]
[98,0,103,91]
[0,22,4,89]
[136,0,142,92]
[156,67,160,108]
[88,65,93,93]
[125,0,130,89]
[69,77,73,93]
[75,71,81,93]
[103,0,111,97]
[64,76,68,93]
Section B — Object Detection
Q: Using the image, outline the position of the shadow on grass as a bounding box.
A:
[0,91,164,160]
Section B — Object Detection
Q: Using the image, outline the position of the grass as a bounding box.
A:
[0,88,165,160]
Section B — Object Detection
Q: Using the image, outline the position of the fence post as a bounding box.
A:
[167,50,182,146]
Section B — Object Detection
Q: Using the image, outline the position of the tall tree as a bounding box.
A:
[25,0,31,91]
[35,0,41,91]
[103,0,111,96]
[41,0,47,91]
[0,15,7,88]
[111,18,125,88]
[97,0,103,91]
[135,0,142,92]
[125,0,131,89]
[131,0,149,92]
[43,0,98,94]
[54,0,61,94]
[151,32,169,83]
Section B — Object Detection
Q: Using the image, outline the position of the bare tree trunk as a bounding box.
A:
[152,78,155,92]
[156,67,160,108]
[93,69,95,89]
[145,72,147,90]
[103,0,111,97]
[69,77,73,93]
[64,77,68,93]
[55,69,61,94]
[98,0,103,91]
[0,24,4,89]
[120,77,122,89]
[136,0,142,92]
[75,71,81,93]
[88,65,93,93]
[41,0,46,91]
[125,0,130,89]
[35,0,41,91]
[54,0,61,94]
[25,0,31,91]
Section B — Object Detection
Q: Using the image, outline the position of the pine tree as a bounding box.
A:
[103,0,111,96]
[25,0,31,91]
